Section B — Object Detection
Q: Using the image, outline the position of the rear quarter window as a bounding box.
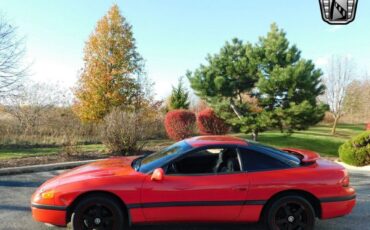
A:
[239,148,291,172]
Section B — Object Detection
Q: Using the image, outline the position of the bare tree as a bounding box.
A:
[343,80,363,123]
[1,82,71,134]
[0,16,27,96]
[342,74,370,124]
[324,56,353,134]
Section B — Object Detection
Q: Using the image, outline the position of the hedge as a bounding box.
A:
[164,109,196,141]
[339,130,370,166]
[197,108,229,135]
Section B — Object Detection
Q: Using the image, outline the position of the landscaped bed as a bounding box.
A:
[0,124,363,168]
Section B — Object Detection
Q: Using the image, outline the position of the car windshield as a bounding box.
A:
[137,141,192,173]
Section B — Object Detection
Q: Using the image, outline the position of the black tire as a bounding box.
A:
[264,195,315,230]
[71,194,125,230]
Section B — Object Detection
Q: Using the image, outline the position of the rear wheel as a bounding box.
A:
[71,195,125,230]
[264,195,315,230]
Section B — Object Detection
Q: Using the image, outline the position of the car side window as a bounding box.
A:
[239,148,290,172]
[166,147,241,175]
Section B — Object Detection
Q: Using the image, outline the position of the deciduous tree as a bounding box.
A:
[0,16,27,96]
[73,5,144,122]
[343,80,363,123]
[1,82,69,135]
[324,56,353,134]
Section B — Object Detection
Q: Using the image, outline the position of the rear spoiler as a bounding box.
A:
[281,148,320,163]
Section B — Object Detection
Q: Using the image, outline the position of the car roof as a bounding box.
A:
[184,135,248,148]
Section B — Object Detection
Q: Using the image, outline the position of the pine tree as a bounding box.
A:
[169,77,190,110]
[256,23,326,132]
[188,24,327,140]
[188,38,262,139]
[73,5,143,122]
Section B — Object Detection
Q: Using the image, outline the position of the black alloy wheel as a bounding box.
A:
[265,196,315,230]
[71,195,125,230]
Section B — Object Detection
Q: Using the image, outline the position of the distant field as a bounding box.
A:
[236,123,364,157]
[0,123,364,160]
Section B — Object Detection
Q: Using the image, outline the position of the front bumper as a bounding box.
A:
[31,203,67,227]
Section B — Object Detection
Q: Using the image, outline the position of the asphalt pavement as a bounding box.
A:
[0,169,368,230]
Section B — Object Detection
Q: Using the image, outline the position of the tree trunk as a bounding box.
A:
[331,116,340,135]
[229,99,243,119]
[251,130,258,141]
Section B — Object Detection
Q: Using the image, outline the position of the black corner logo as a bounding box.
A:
[319,0,358,25]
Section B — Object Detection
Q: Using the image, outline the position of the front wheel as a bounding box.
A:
[264,195,315,230]
[71,195,125,230]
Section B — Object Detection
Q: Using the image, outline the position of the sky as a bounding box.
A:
[1,0,369,99]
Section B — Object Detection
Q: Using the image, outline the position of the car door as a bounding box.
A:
[140,146,250,222]
[235,146,300,222]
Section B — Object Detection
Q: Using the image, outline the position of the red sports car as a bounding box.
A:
[31,136,356,230]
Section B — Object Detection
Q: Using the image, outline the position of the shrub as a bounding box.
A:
[197,108,229,135]
[339,130,370,166]
[101,108,149,155]
[0,107,100,146]
[145,113,167,139]
[141,102,167,139]
[164,110,196,141]
[322,111,335,124]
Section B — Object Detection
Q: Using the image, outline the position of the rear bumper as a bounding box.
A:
[320,194,356,219]
[31,203,67,227]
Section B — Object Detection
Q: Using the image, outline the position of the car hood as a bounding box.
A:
[32,156,142,205]
[52,156,139,184]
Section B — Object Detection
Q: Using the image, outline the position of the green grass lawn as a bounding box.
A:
[0,123,364,160]
[0,146,61,159]
[235,123,364,157]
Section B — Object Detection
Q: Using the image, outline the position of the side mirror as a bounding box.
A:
[151,168,164,181]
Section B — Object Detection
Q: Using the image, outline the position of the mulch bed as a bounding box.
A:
[0,152,113,168]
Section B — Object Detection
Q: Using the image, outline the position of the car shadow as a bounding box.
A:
[0,180,42,187]
[130,223,264,230]
[0,204,30,212]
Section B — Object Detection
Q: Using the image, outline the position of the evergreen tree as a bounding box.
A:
[169,77,190,110]
[73,5,143,122]
[188,24,327,140]
[256,23,326,132]
[187,38,262,139]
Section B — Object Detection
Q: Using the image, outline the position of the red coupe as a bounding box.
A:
[31,136,356,230]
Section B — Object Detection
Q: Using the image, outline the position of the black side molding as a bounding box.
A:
[31,203,67,211]
[127,200,266,209]
[319,194,356,203]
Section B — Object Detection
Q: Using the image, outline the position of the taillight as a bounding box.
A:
[341,175,350,187]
